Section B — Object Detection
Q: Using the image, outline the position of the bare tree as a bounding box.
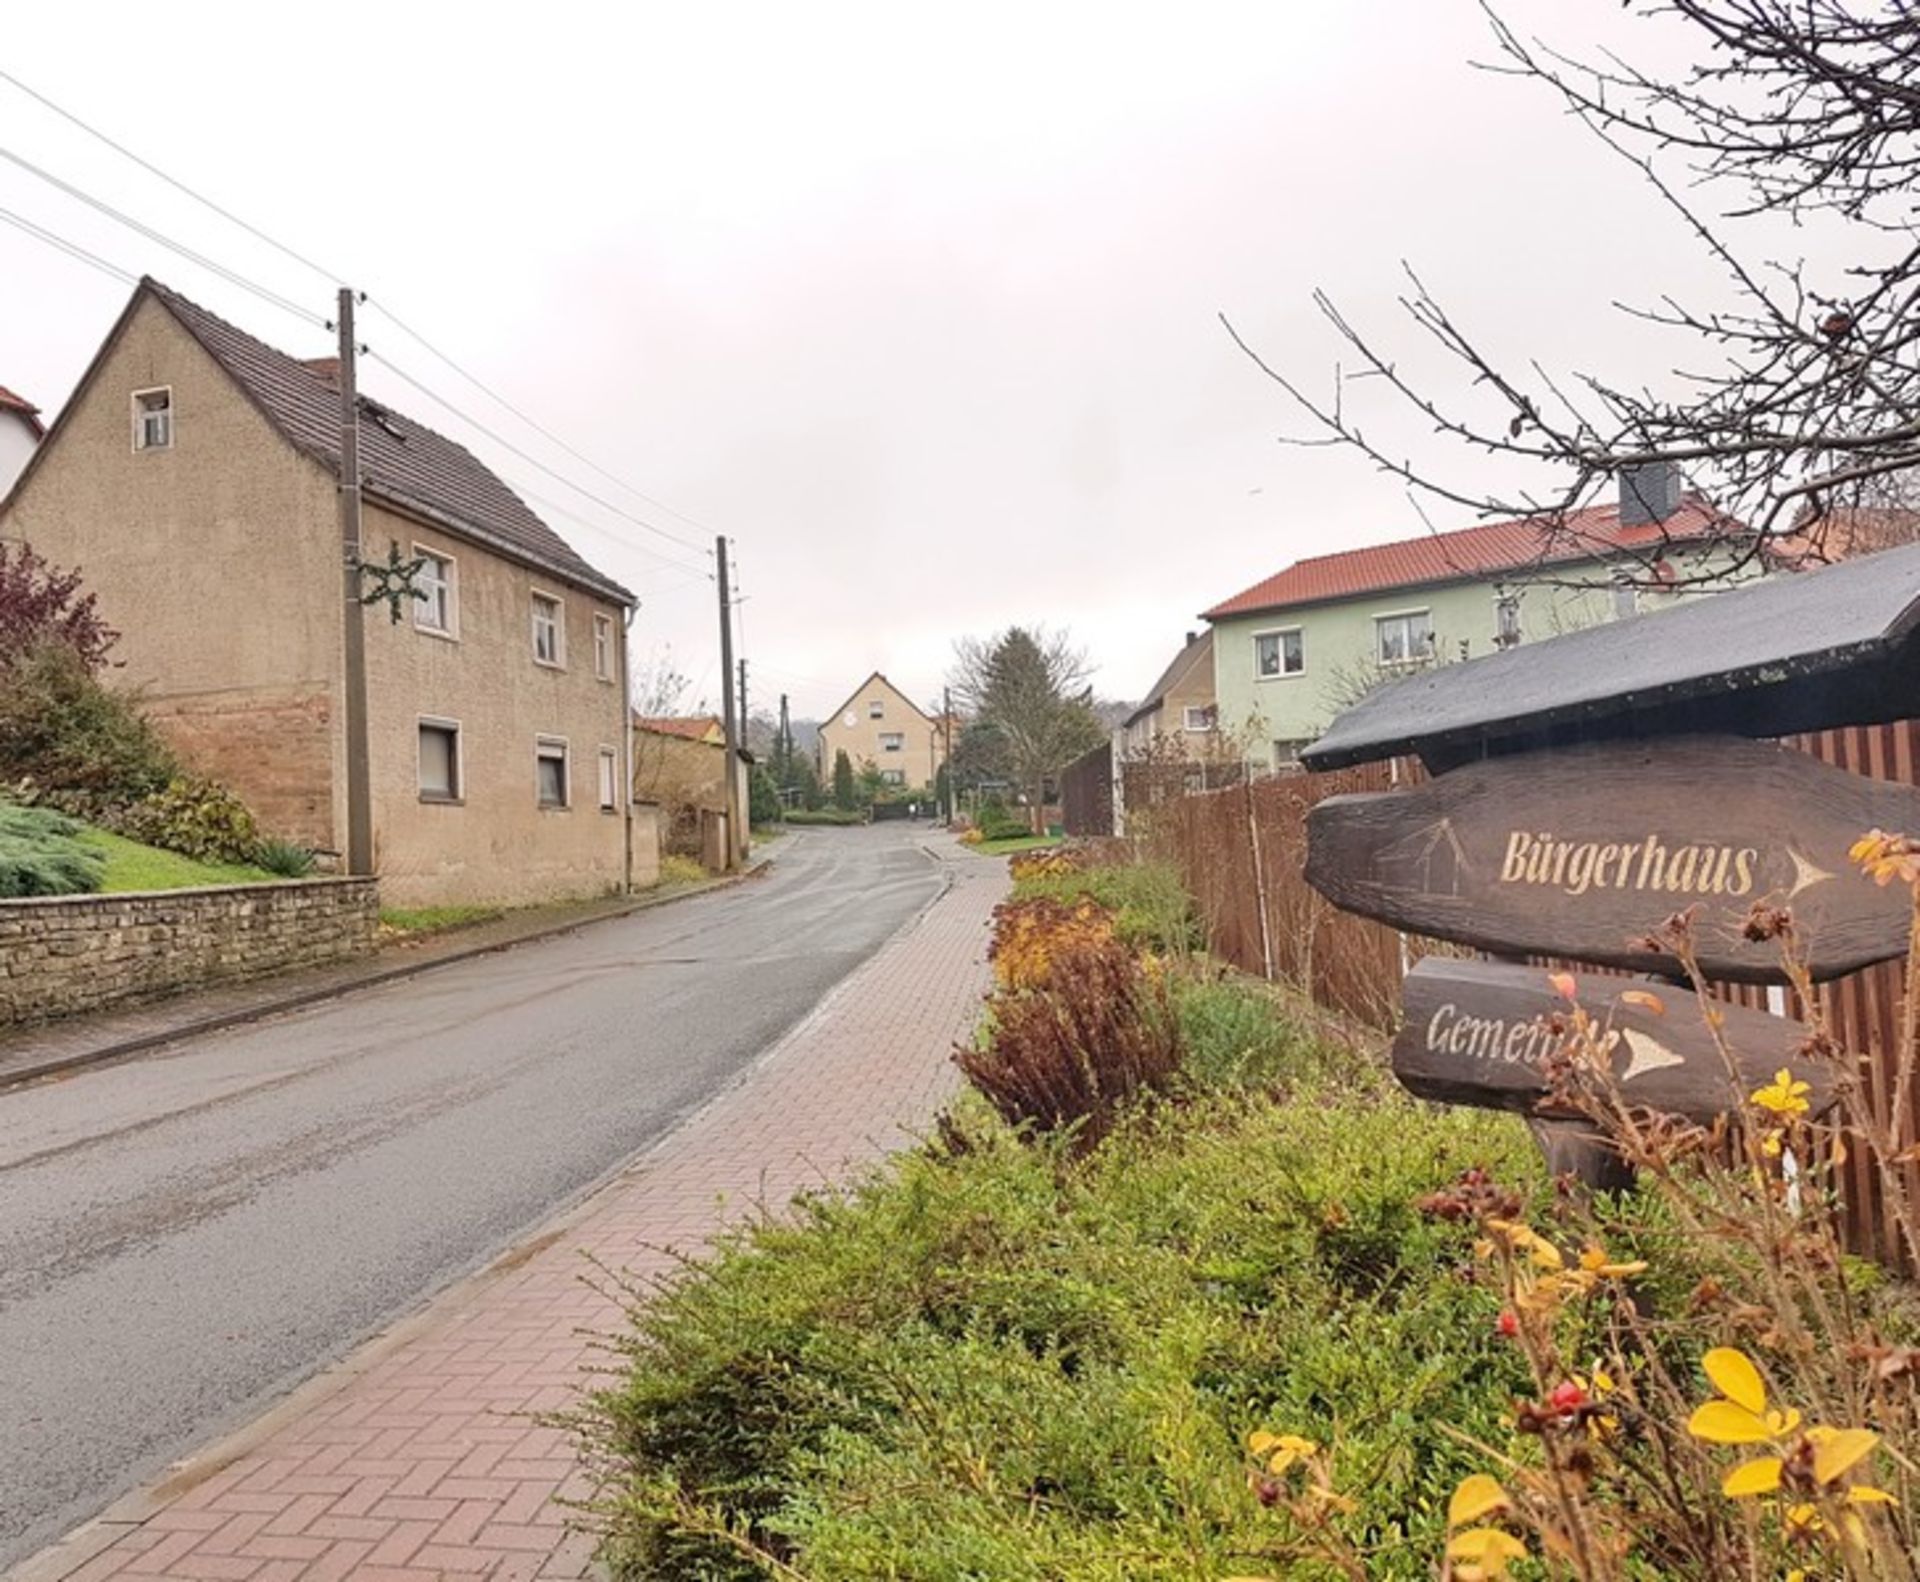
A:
[1227,2,1920,578]
[628,648,692,806]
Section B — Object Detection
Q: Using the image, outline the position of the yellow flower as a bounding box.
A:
[1751,1069,1811,1118]
[1446,1526,1527,1580]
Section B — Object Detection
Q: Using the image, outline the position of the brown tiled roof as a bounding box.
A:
[144,280,633,605]
[633,715,724,742]
[1203,498,1736,620]
[0,384,44,437]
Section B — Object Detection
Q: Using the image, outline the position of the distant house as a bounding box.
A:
[1,278,644,906]
[0,384,43,496]
[816,671,946,789]
[632,713,752,866]
[1120,629,1216,757]
[1202,466,1766,771]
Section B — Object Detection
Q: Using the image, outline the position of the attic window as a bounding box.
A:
[132,387,172,451]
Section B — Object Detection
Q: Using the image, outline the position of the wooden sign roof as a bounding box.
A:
[1306,736,1920,983]
[1302,543,1920,772]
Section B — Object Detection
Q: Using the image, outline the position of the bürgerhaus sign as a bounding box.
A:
[1305,736,1920,983]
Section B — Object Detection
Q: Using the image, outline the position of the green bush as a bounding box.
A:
[0,802,105,897]
[114,775,260,865]
[582,1088,1546,1580]
[0,642,178,807]
[253,837,316,878]
[1012,858,1203,955]
[975,799,1029,841]
[785,808,866,826]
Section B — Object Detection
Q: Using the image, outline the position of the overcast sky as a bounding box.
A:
[4,3,1826,721]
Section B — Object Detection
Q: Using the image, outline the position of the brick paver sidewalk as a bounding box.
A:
[19,844,1006,1582]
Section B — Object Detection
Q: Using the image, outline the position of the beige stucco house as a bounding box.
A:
[0,384,42,496]
[816,671,946,790]
[0,278,649,907]
[1120,629,1216,757]
[632,714,752,866]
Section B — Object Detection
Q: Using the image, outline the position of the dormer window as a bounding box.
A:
[133,388,172,451]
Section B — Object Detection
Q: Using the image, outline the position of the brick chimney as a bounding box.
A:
[1619,460,1683,526]
[302,356,341,386]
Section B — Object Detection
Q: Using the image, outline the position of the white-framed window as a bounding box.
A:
[881,768,906,785]
[132,387,173,451]
[879,731,905,753]
[531,592,564,667]
[418,718,462,802]
[597,746,619,811]
[868,698,884,718]
[1183,704,1218,733]
[1493,592,1521,649]
[1273,738,1310,771]
[1610,572,1639,620]
[413,547,456,636]
[1375,609,1434,666]
[535,735,570,808]
[592,612,615,681]
[1254,628,1304,679]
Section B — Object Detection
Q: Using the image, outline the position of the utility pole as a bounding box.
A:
[778,692,791,788]
[715,536,740,870]
[738,658,749,748]
[337,288,373,876]
[942,683,954,824]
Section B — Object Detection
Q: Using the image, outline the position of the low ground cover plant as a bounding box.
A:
[785,808,867,827]
[0,802,106,897]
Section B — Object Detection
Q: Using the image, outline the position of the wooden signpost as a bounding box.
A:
[1306,735,1918,984]
[1393,957,1834,1122]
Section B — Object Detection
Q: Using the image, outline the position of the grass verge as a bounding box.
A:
[379,902,507,936]
[82,829,276,892]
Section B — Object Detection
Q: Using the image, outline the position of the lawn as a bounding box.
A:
[379,903,506,936]
[968,831,1060,856]
[81,828,277,891]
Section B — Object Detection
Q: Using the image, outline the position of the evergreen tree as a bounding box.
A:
[832,749,856,811]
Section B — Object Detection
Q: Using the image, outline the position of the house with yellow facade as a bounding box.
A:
[0,277,649,906]
[815,671,946,790]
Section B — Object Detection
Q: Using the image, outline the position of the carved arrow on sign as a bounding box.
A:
[1306,736,1920,983]
[1393,956,1837,1123]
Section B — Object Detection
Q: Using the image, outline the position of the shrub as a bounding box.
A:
[114,775,259,865]
[252,837,316,878]
[0,801,105,897]
[785,808,866,826]
[1012,855,1202,955]
[987,895,1116,991]
[580,1087,1546,1580]
[0,541,118,671]
[957,926,1183,1153]
[0,642,178,806]
[975,799,1029,840]
[659,853,707,886]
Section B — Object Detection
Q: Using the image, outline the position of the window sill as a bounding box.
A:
[533,657,567,672]
[418,793,464,806]
[1254,672,1305,683]
[538,802,572,813]
[415,624,459,643]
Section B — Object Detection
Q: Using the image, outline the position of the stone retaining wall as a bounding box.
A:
[0,878,379,1028]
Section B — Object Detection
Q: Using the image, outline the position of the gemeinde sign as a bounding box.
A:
[1394,957,1834,1122]
[1305,736,1920,983]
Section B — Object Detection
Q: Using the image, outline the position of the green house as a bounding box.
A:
[1203,471,1768,771]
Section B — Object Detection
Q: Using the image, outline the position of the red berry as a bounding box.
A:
[1549,1381,1587,1413]
[1495,1310,1519,1338]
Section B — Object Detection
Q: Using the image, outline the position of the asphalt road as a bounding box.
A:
[0,826,946,1571]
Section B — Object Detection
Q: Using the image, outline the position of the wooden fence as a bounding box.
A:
[1145,729,1920,1263]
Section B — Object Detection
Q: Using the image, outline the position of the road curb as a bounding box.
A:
[0,855,777,1094]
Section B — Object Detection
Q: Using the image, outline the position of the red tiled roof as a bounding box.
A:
[1203,498,1738,620]
[633,715,724,741]
[0,384,44,437]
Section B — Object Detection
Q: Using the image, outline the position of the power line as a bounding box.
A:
[366,298,723,547]
[0,65,343,285]
[0,203,135,284]
[0,67,741,564]
[0,144,327,329]
[503,474,710,579]
[364,348,715,569]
